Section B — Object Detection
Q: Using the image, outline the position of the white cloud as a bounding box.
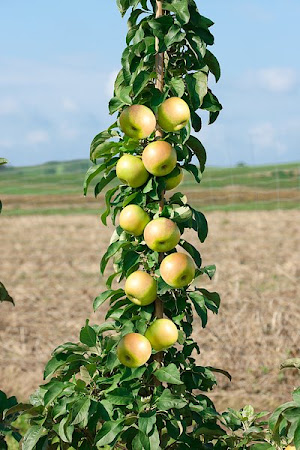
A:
[62,98,78,112]
[59,123,80,140]
[249,122,286,154]
[243,67,298,94]
[0,98,20,115]
[257,68,298,93]
[26,130,49,145]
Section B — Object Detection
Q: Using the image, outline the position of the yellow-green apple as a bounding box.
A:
[125,270,157,306]
[119,205,150,236]
[160,252,195,288]
[116,154,149,188]
[119,105,156,139]
[117,333,152,368]
[144,218,180,252]
[145,318,178,351]
[164,166,183,191]
[157,97,191,132]
[285,446,296,450]
[142,141,177,177]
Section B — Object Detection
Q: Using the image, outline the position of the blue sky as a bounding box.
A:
[0,0,299,167]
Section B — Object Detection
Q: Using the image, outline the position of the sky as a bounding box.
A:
[0,0,299,167]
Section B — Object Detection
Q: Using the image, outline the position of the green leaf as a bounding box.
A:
[95,419,123,446]
[0,158,8,165]
[100,240,131,274]
[109,96,126,114]
[94,170,117,197]
[139,411,156,435]
[186,70,208,110]
[148,15,174,43]
[163,0,190,24]
[192,209,208,242]
[204,49,221,82]
[80,321,97,347]
[202,90,222,113]
[179,240,202,267]
[58,416,74,443]
[294,421,300,450]
[105,388,134,406]
[186,135,207,173]
[43,382,65,407]
[0,281,14,305]
[123,191,140,207]
[293,387,300,405]
[132,431,151,450]
[209,110,220,124]
[91,141,121,161]
[199,288,221,314]
[71,398,91,427]
[83,163,105,196]
[22,426,47,450]
[169,205,193,223]
[199,264,216,280]
[101,186,119,225]
[44,353,68,379]
[3,402,31,418]
[156,389,187,410]
[183,163,201,183]
[93,289,124,312]
[164,25,185,48]
[133,71,156,96]
[154,364,183,385]
[207,366,232,381]
[169,77,185,98]
[191,110,202,132]
[189,291,207,327]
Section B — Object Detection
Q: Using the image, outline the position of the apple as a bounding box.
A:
[119,205,150,236]
[119,105,156,139]
[157,97,191,132]
[286,446,296,450]
[116,154,149,188]
[142,141,177,177]
[145,319,178,351]
[164,166,183,191]
[125,270,157,306]
[160,252,195,288]
[117,333,152,368]
[144,217,181,252]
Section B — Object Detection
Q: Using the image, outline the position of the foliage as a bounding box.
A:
[19,0,229,448]
[13,1,299,450]
[0,391,22,449]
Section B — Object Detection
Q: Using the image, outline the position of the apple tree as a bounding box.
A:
[17,1,238,448]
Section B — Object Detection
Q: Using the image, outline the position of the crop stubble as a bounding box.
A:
[0,211,299,411]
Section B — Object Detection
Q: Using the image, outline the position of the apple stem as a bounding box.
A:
[153,0,165,370]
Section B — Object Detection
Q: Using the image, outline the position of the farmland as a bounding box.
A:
[0,160,299,412]
[0,160,299,215]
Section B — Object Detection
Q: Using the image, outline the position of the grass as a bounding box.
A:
[0,159,299,214]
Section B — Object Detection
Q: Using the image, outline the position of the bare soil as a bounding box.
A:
[1,185,299,213]
[0,211,299,412]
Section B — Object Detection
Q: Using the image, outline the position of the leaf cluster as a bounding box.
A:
[18,320,231,449]
[0,390,22,449]
[17,1,228,449]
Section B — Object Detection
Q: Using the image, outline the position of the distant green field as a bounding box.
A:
[0,159,299,214]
